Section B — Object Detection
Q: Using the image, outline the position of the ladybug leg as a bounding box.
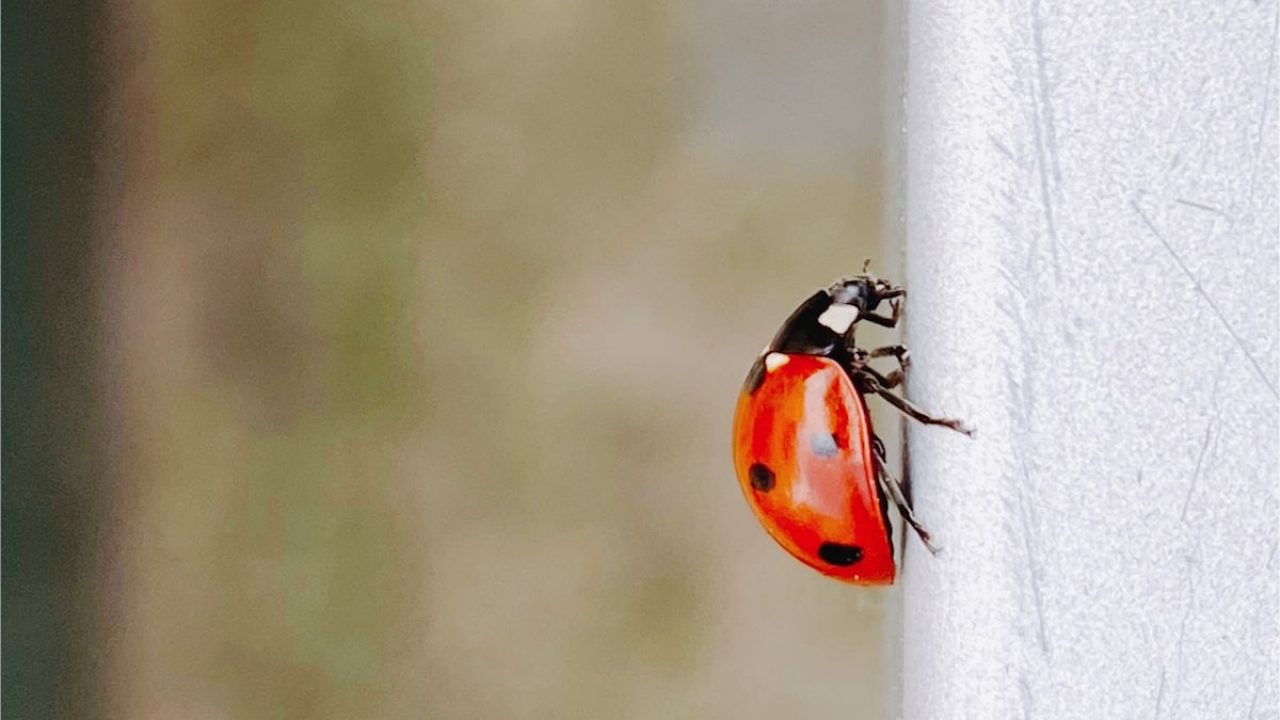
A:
[870,438,939,554]
[878,466,940,555]
[866,345,911,388]
[855,296,903,328]
[860,375,975,437]
[856,363,904,392]
[868,344,910,366]
[880,369,905,389]
[871,434,887,458]
[839,301,907,376]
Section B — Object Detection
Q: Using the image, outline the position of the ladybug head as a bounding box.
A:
[826,275,896,313]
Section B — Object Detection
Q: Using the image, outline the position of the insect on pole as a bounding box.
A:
[731,271,971,585]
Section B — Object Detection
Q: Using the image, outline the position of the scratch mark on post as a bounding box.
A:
[1018,464,1049,656]
[1029,0,1062,280]
[1154,668,1167,718]
[1131,200,1279,401]
[990,134,1017,164]
[998,265,1028,302]
[1180,424,1215,521]
[1031,0,1062,186]
[1174,198,1228,218]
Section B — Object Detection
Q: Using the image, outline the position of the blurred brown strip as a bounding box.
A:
[3,0,109,717]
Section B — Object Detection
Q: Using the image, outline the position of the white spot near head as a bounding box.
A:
[764,352,790,371]
[817,303,860,334]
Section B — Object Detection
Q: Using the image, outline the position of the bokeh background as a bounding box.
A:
[5,1,908,717]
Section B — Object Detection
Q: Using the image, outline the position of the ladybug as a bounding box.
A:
[732,267,972,584]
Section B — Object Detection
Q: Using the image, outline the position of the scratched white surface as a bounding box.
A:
[901,2,1279,719]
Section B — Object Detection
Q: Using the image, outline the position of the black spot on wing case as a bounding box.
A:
[748,463,776,492]
[817,542,863,566]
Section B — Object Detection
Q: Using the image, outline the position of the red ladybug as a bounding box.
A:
[732,269,972,584]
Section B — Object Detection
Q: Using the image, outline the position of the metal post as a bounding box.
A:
[902,2,1279,717]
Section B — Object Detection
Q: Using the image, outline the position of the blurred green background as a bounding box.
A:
[4,1,902,717]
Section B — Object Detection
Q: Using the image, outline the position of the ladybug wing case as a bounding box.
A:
[732,353,895,584]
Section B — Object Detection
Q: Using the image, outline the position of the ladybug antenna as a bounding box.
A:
[861,258,872,273]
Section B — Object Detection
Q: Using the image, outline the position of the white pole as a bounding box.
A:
[902,2,1279,718]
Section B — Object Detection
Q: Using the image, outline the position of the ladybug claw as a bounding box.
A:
[910,523,941,555]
